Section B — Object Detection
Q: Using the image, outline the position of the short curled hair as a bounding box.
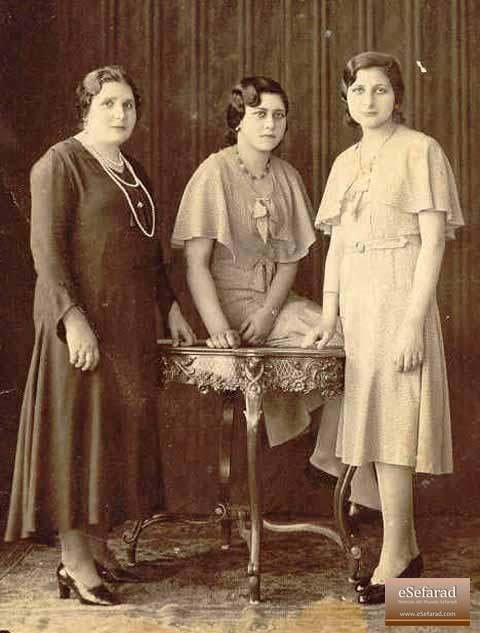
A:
[341,51,406,127]
[75,65,142,126]
[225,76,289,145]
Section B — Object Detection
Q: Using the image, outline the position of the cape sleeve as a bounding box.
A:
[314,151,353,235]
[30,147,80,342]
[400,137,464,239]
[171,154,235,258]
[270,163,316,262]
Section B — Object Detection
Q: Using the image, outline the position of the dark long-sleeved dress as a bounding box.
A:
[5,138,174,541]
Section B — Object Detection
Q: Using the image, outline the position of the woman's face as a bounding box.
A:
[238,92,287,153]
[84,81,137,146]
[347,66,396,130]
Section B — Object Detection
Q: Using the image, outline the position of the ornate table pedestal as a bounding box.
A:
[124,345,360,603]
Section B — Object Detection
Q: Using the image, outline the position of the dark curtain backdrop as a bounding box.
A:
[1,0,479,520]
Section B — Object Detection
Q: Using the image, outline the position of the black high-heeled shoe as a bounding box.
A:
[356,553,424,593]
[95,560,142,583]
[358,554,424,605]
[56,563,121,606]
[355,573,373,593]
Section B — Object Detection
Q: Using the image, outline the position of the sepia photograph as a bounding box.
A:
[0,1,479,631]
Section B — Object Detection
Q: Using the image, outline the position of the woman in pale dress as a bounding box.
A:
[304,52,464,604]
[172,76,380,512]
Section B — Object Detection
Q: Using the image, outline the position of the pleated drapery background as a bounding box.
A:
[1,1,479,521]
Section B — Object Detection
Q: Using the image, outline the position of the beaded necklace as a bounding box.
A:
[235,147,271,180]
[233,147,277,244]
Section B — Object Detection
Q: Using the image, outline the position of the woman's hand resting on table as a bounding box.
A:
[393,319,424,372]
[239,307,276,346]
[301,315,337,350]
[64,306,100,371]
[206,329,241,349]
[168,301,197,346]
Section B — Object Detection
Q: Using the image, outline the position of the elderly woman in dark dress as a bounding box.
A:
[4,66,195,605]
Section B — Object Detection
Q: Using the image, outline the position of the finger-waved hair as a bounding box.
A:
[225,76,289,145]
[341,51,405,127]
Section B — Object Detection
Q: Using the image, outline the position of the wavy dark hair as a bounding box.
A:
[75,65,142,126]
[225,76,289,145]
[341,51,406,127]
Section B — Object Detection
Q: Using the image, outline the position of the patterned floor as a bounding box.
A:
[0,515,479,633]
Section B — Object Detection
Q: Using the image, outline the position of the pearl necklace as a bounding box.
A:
[235,148,271,180]
[87,144,156,238]
[88,145,124,171]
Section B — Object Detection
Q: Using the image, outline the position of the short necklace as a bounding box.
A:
[86,143,156,238]
[87,143,124,171]
[235,147,270,180]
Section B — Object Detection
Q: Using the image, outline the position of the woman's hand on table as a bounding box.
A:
[301,320,336,350]
[393,319,424,372]
[168,301,197,346]
[206,329,241,349]
[239,307,276,345]
[64,307,100,371]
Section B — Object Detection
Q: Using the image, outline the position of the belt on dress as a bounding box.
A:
[345,234,420,254]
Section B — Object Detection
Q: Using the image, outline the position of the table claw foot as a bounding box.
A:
[248,565,261,604]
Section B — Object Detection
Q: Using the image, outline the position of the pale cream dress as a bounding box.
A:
[316,126,464,473]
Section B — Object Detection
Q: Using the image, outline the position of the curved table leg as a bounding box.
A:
[123,513,172,565]
[218,393,235,550]
[243,359,264,604]
[333,464,362,582]
[123,519,143,565]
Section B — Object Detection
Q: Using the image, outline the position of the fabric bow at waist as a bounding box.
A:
[210,256,276,293]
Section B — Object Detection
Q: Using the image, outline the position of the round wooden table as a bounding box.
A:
[123,343,360,603]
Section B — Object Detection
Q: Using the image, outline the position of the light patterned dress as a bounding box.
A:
[172,145,341,447]
[316,126,464,473]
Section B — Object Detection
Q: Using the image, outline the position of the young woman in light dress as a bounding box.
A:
[304,52,464,604]
[172,76,380,515]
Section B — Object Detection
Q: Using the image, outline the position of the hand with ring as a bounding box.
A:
[239,307,276,345]
[206,328,241,349]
